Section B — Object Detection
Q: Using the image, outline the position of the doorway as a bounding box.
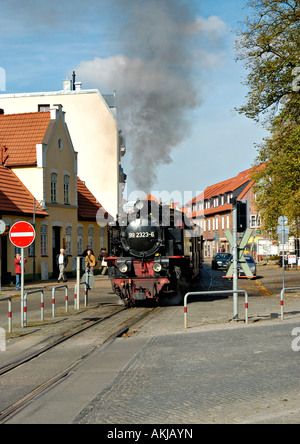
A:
[1,235,8,283]
[52,227,61,277]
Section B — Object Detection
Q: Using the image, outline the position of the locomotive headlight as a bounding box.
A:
[118,263,128,274]
[153,262,162,273]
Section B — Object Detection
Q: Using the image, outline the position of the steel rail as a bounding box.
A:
[0,305,158,423]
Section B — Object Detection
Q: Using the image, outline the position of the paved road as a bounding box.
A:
[7,317,300,425]
[3,263,300,425]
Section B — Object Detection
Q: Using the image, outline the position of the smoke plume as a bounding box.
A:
[77,0,205,191]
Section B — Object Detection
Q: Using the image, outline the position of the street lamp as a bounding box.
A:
[32,198,48,281]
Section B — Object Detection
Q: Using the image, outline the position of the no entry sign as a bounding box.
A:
[9,221,35,248]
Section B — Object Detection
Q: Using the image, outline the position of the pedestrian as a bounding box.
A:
[82,245,94,258]
[98,247,108,275]
[14,253,27,291]
[56,248,68,282]
[85,249,96,275]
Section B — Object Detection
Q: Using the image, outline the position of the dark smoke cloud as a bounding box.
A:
[77,0,204,191]
[2,0,226,191]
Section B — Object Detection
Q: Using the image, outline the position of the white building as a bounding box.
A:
[0,78,126,220]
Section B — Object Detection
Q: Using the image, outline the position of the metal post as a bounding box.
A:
[85,272,89,306]
[52,287,55,318]
[76,257,80,310]
[232,200,238,319]
[0,297,12,333]
[282,218,285,291]
[41,290,44,322]
[21,247,25,327]
[65,286,68,312]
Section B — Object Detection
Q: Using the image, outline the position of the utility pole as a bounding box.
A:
[231,198,238,319]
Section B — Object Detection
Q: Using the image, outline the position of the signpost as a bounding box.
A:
[277,216,289,290]
[0,220,6,294]
[9,221,35,327]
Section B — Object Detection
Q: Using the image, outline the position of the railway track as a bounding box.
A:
[0,304,159,423]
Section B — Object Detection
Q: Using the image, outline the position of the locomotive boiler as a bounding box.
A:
[106,199,203,306]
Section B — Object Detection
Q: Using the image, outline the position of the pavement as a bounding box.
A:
[1,262,300,425]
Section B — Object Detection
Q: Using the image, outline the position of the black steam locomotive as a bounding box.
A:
[106,199,203,306]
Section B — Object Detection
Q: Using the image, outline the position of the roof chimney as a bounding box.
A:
[0,146,8,166]
[74,82,82,91]
[63,78,72,91]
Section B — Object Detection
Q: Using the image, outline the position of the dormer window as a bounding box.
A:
[38,104,50,112]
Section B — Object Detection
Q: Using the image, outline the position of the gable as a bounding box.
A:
[0,112,50,166]
[0,165,48,217]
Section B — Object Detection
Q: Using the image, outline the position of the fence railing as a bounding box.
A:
[0,297,12,333]
[23,289,44,328]
[280,287,300,320]
[184,290,249,329]
[51,285,68,317]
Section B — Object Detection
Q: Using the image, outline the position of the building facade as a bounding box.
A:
[0,107,111,281]
[185,168,262,258]
[0,78,126,220]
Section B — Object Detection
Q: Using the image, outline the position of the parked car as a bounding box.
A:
[212,252,232,270]
[226,254,257,278]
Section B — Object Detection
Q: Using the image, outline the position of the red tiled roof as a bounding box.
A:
[186,167,255,206]
[0,112,51,166]
[77,177,113,222]
[185,166,266,219]
[0,166,48,217]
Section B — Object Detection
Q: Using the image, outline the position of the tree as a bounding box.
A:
[235,0,300,233]
[235,0,300,124]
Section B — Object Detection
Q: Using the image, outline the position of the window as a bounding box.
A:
[41,225,47,256]
[38,104,50,112]
[58,138,63,151]
[88,226,94,250]
[77,227,83,255]
[66,226,72,255]
[64,175,70,204]
[250,215,261,228]
[51,173,57,203]
[100,228,105,249]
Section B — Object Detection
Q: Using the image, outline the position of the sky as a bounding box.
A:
[0,0,268,204]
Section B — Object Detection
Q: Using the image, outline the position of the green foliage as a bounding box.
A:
[236,0,300,232]
[235,0,300,123]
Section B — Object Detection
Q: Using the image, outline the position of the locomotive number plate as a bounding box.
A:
[128,231,156,238]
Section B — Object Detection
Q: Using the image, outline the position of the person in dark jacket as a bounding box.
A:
[56,248,68,282]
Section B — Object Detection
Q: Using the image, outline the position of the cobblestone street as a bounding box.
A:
[5,262,300,425]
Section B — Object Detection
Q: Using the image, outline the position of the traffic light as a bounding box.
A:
[237,201,247,232]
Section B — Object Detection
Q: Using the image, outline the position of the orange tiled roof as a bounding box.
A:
[0,112,51,166]
[77,177,113,222]
[187,167,256,206]
[0,165,48,217]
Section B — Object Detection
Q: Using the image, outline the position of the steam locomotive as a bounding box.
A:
[106,199,203,306]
